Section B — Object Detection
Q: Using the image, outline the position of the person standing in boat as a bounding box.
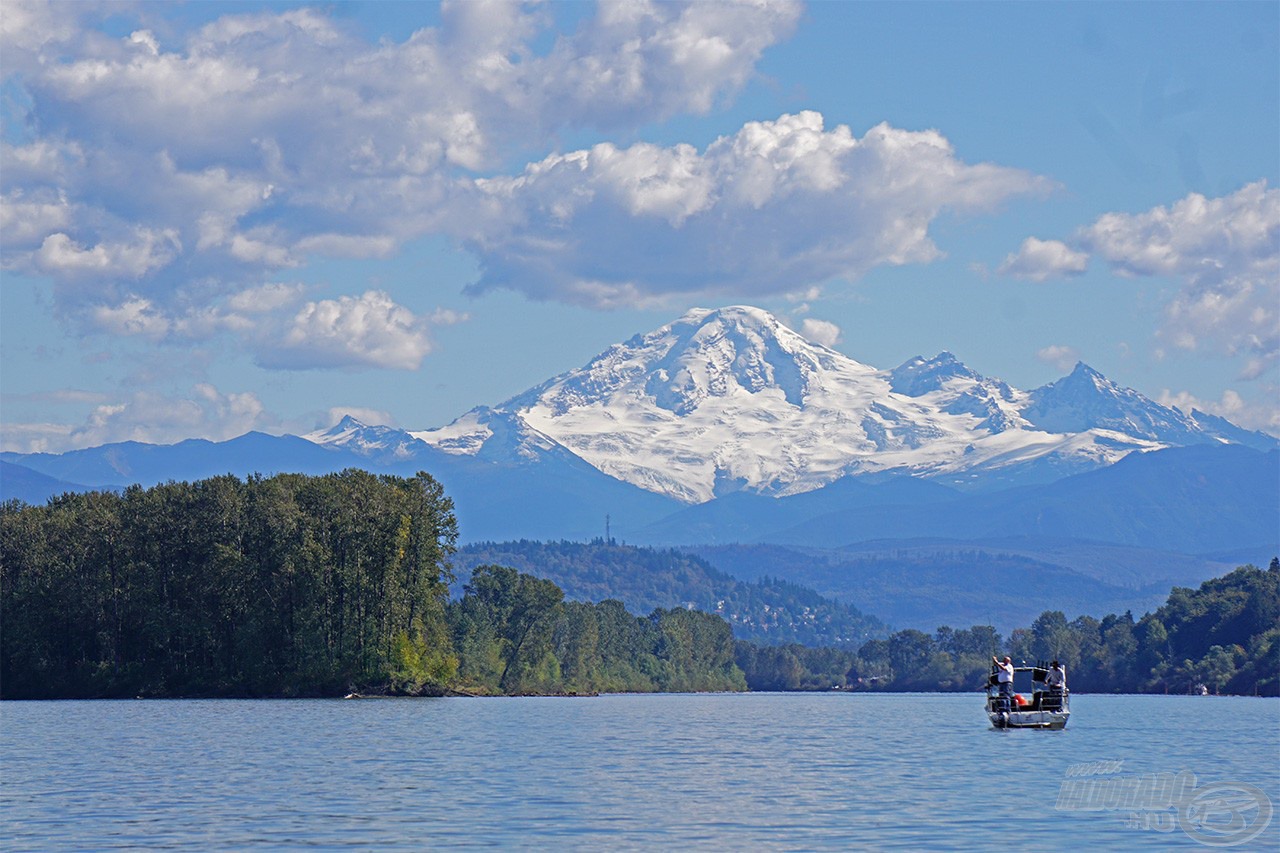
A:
[993,655,1014,700]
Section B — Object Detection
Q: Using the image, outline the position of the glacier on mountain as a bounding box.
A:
[378,305,1268,503]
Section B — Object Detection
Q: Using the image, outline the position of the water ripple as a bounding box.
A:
[2,693,1276,850]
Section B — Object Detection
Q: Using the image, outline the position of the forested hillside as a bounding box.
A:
[737,561,1280,696]
[455,540,885,647]
[689,543,1182,634]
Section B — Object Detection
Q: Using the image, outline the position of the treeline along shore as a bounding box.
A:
[2,471,1277,699]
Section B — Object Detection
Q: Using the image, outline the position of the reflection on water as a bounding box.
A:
[2,693,1276,850]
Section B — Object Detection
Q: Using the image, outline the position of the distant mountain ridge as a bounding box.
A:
[411,306,1275,500]
[453,540,887,647]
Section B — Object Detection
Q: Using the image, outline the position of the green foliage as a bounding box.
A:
[1010,564,1279,695]
[1,471,458,698]
[451,565,565,694]
[732,562,1278,695]
[735,642,859,691]
[449,566,747,695]
[1,478,755,697]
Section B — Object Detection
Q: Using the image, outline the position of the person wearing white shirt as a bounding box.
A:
[993,655,1014,699]
[1045,660,1066,693]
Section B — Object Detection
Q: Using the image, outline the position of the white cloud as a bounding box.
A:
[261,290,437,371]
[90,297,171,340]
[1036,344,1081,371]
[227,232,294,267]
[52,282,461,371]
[4,0,802,350]
[293,233,398,259]
[69,387,267,449]
[0,0,89,72]
[1157,388,1279,436]
[1010,181,1280,376]
[0,421,75,454]
[799,318,842,348]
[33,228,181,279]
[463,112,1054,307]
[428,307,470,326]
[535,0,802,127]
[0,139,86,184]
[0,190,73,246]
[6,389,110,405]
[998,237,1089,281]
[1084,182,1279,370]
[225,282,305,314]
[1,380,284,452]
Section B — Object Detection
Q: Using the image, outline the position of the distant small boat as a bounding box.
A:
[986,661,1069,730]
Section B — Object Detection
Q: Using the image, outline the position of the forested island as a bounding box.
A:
[2,471,1276,698]
[0,472,742,698]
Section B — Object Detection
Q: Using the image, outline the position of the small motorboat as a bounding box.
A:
[986,660,1069,730]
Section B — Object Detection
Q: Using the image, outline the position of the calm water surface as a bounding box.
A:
[2,693,1277,850]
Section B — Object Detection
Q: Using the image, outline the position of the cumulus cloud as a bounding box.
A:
[0,190,73,245]
[260,290,437,371]
[1004,182,1279,377]
[0,0,92,72]
[0,384,273,453]
[799,318,842,348]
[1157,388,1279,435]
[225,282,305,315]
[463,112,1054,307]
[77,284,458,371]
[998,237,1089,281]
[3,0,803,364]
[90,296,172,340]
[1036,344,1081,371]
[33,229,181,279]
[1080,181,1279,371]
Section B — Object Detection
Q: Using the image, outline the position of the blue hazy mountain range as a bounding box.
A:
[4,309,1277,631]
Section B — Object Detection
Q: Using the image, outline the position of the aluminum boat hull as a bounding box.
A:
[987,709,1069,730]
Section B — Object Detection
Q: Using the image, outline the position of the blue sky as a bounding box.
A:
[2,0,1277,452]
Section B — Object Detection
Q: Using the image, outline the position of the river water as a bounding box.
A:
[2,693,1276,850]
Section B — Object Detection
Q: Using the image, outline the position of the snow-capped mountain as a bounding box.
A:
[406,306,1269,503]
[1021,362,1204,444]
[412,407,579,465]
[5,305,1275,571]
[305,415,429,464]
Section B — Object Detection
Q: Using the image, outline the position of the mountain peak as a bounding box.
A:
[333,413,366,430]
[307,414,368,442]
[1024,362,1201,441]
[417,306,1262,504]
[304,415,426,462]
[506,304,845,420]
[889,351,982,397]
[683,304,781,327]
[1067,361,1107,383]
